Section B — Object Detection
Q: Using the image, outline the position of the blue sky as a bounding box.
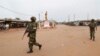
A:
[0,0,100,22]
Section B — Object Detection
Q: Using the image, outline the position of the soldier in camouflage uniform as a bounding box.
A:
[89,19,97,41]
[24,16,42,53]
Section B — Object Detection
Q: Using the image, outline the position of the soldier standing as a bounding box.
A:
[23,16,42,53]
[88,19,97,41]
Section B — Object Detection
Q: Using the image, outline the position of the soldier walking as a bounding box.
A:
[88,19,97,41]
[23,16,42,53]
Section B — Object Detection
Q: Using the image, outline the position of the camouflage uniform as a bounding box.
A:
[26,17,42,53]
[89,19,97,41]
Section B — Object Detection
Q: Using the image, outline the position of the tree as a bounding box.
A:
[16,18,20,20]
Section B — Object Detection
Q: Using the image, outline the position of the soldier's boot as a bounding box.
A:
[34,43,42,50]
[27,43,33,53]
[39,44,42,50]
[27,48,33,53]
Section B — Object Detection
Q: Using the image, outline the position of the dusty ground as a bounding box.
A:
[0,25,100,56]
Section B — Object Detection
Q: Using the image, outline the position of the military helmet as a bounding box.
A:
[31,16,36,22]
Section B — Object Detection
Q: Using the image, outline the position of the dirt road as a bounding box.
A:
[0,25,100,56]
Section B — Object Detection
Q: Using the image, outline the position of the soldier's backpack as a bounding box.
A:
[89,23,96,29]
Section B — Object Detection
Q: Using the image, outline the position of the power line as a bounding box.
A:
[0,5,32,16]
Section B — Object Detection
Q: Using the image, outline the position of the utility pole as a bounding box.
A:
[68,15,70,22]
[73,14,75,21]
[38,13,41,29]
[87,13,90,20]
